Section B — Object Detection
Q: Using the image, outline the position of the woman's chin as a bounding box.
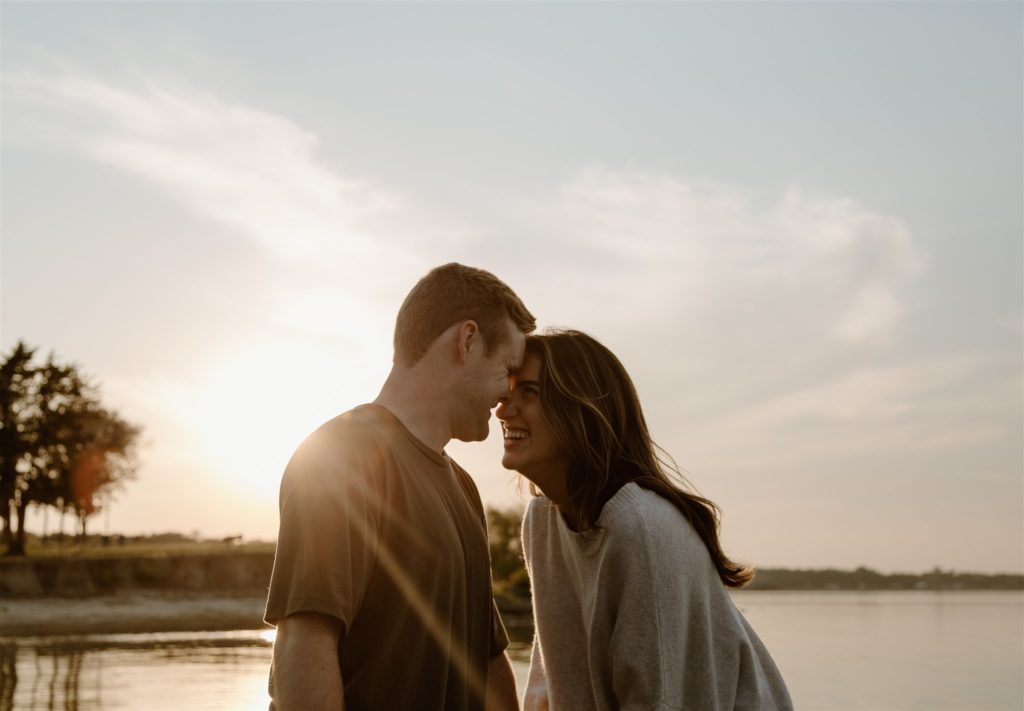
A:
[501,452,529,476]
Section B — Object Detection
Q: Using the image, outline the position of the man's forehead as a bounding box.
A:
[508,350,541,382]
[504,328,527,368]
[508,348,525,371]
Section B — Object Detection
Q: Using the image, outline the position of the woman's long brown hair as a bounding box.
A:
[527,330,753,588]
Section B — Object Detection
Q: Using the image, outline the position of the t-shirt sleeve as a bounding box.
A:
[264,425,384,633]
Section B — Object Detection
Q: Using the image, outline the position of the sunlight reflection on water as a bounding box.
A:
[0,629,532,711]
[2,631,275,711]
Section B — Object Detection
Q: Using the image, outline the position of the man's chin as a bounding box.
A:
[453,422,489,444]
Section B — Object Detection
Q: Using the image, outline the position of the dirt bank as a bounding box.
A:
[0,592,269,637]
[0,551,274,597]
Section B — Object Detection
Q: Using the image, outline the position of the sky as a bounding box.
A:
[2,2,1021,574]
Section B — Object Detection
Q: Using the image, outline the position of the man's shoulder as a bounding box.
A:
[300,405,392,450]
[283,405,394,483]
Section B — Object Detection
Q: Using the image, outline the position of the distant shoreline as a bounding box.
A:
[743,566,1024,592]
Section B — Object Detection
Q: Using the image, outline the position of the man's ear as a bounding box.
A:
[454,320,480,364]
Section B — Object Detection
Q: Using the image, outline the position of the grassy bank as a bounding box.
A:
[21,540,275,559]
[0,548,275,597]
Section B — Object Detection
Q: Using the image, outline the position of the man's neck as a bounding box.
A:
[374,368,452,454]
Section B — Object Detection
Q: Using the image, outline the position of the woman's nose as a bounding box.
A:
[496,396,513,420]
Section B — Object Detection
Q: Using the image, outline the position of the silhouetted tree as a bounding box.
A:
[0,341,141,555]
[0,342,36,549]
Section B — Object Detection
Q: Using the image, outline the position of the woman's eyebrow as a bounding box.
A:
[514,379,541,388]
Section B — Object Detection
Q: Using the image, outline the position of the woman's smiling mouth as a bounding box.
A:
[503,427,530,447]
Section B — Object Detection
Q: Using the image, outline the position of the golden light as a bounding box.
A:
[190,344,359,506]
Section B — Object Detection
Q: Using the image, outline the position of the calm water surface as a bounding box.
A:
[2,591,1021,710]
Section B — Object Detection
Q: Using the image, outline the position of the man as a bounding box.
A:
[265,263,534,711]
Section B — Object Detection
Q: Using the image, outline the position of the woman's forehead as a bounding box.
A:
[511,352,543,381]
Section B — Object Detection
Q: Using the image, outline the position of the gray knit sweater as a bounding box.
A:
[521,483,793,711]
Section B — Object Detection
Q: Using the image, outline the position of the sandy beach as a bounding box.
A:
[0,593,269,637]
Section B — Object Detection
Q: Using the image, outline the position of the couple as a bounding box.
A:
[264,264,792,710]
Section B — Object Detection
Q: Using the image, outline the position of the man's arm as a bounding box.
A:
[485,651,520,711]
[271,612,345,710]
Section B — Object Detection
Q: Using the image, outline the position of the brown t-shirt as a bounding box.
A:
[265,404,509,710]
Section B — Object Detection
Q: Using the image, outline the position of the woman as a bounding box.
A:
[496,330,793,711]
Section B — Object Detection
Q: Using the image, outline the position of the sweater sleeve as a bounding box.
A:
[601,509,677,711]
[601,499,732,711]
[524,636,550,711]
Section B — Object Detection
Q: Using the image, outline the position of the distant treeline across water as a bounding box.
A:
[744,567,1023,591]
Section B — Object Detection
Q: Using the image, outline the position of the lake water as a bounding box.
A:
[2,591,1021,710]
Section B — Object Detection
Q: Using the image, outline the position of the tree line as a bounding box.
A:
[0,341,141,556]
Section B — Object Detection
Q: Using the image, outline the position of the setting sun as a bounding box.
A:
[191,345,368,505]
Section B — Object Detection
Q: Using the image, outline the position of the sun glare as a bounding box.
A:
[191,346,361,504]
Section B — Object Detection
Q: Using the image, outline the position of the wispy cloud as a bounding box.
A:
[548,167,925,346]
[685,354,1013,467]
[5,65,438,379]
[7,69,420,280]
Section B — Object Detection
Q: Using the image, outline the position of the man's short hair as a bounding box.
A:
[394,263,536,366]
